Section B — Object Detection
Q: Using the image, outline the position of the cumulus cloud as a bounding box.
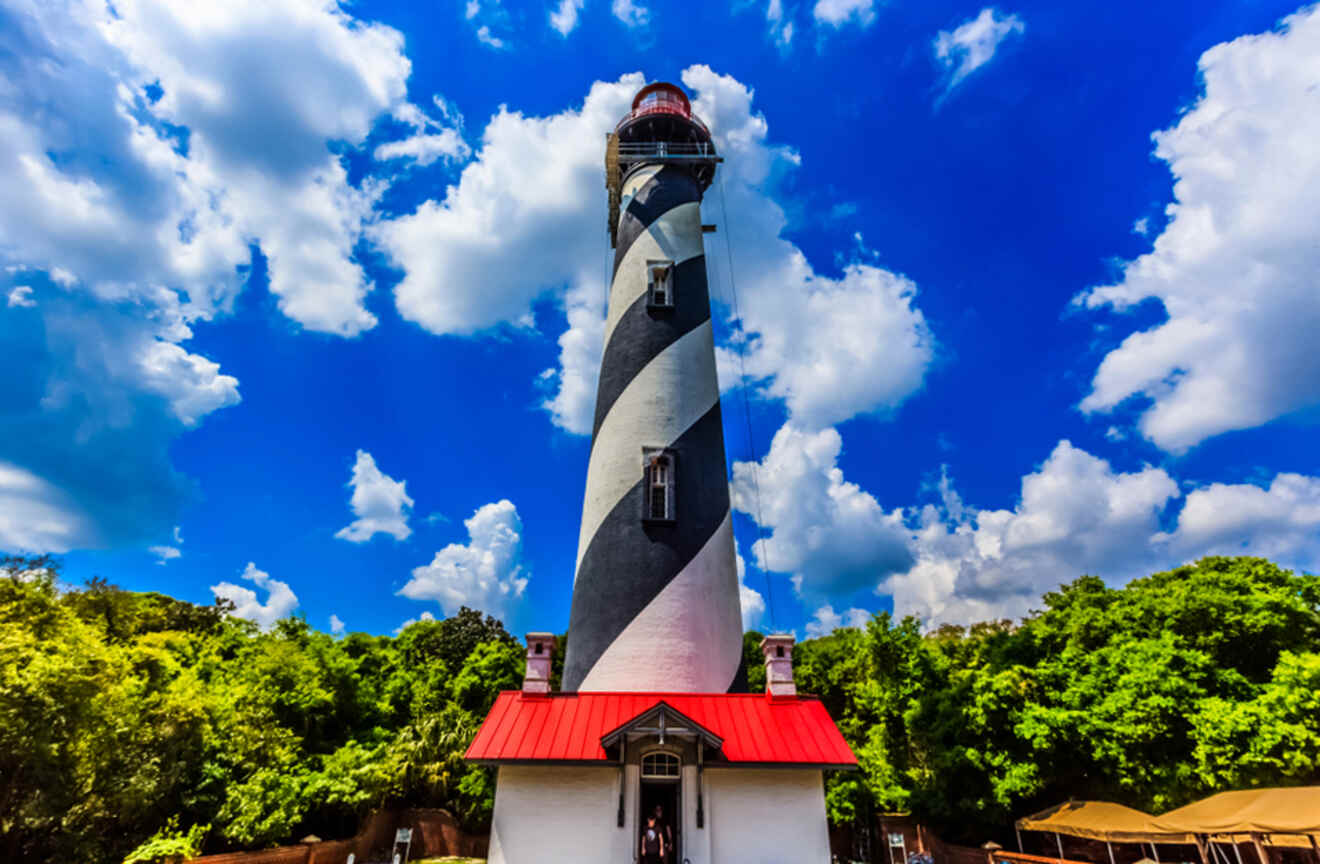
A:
[888,442,1180,624]
[398,499,529,621]
[736,425,1320,626]
[805,604,871,637]
[7,286,35,308]
[335,450,414,543]
[1076,7,1320,453]
[813,0,875,28]
[548,0,584,34]
[934,7,1025,93]
[611,0,649,27]
[1158,473,1320,564]
[0,0,449,551]
[395,610,435,635]
[685,66,933,430]
[372,74,639,432]
[149,544,181,564]
[731,424,913,601]
[329,613,346,634]
[736,550,767,630]
[0,461,91,553]
[765,0,795,47]
[373,67,933,435]
[212,562,299,630]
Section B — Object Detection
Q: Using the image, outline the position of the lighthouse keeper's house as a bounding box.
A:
[465,633,857,864]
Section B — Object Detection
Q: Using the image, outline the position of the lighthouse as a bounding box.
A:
[465,83,855,864]
[562,82,743,693]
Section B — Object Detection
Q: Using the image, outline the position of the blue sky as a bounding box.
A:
[3,0,1318,639]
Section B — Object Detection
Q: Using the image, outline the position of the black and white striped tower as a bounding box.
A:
[561,83,743,693]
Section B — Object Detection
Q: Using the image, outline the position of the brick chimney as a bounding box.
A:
[523,632,556,695]
[760,634,797,698]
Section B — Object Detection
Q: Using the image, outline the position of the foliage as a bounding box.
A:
[3,554,1318,860]
[122,817,209,863]
[803,557,1320,842]
[0,556,515,863]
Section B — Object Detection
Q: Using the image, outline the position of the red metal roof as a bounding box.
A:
[465,692,858,767]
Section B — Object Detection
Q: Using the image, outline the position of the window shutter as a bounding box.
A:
[665,454,675,520]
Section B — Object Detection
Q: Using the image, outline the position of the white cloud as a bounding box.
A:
[329,613,346,634]
[549,0,585,35]
[611,0,649,27]
[1158,473,1320,564]
[212,562,299,630]
[335,450,414,543]
[0,461,92,553]
[372,74,639,433]
[7,286,35,308]
[394,609,435,635]
[934,7,1025,92]
[731,424,913,600]
[766,0,794,47]
[373,67,934,436]
[685,66,934,430]
[99,0,415,336]
[1131,217,1149,236]
[805,604,871,637]
[736,550,766,630]
[813,0,875,28]
[475,24,507,49]
[0,0,463,551]
[1076,7,1320,453]
[398,499,529,621]
[374,131,468,166]
[149,544,181,564]
[887,442,1181,624]
[749,428,1320,626]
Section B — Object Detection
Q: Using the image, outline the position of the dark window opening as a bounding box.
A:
[644,449,675,522]
[648,261,674,310]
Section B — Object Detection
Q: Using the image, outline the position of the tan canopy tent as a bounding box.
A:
[1017,801,1193,844]
[1152,787,1320,838]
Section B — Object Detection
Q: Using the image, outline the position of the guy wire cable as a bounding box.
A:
[716,171,778,632]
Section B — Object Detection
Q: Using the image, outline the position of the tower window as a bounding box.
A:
[643,449,675,522]
[647,261,674,310]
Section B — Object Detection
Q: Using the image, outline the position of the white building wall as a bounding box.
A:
[487,765,634,864]
[682,764,712,864]
[705,768,831,864]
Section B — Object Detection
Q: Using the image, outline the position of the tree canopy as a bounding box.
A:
[2,554,1317,861]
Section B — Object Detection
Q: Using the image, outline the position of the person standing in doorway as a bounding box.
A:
[641,815,665,864]
[652,804,673,860]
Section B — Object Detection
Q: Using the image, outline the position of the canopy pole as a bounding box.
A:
[1056,833,1065,862]
[1308,835,1320,864]
[1194,834,1211,864]
[1149,843,1161,863]
[1015,828,1023,854]
[1232,839,1246,864]
[1106,841,1116,864]
[1250,834,1270,864]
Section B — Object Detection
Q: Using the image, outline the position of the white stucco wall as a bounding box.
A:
[705,768,831,864]
[488,764,830,864]
[488,765,635,864]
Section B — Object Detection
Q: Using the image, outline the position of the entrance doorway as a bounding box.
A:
[639,779,680,862]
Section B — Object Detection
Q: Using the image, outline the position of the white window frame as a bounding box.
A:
[643,448,675,522]
[647,260,675,310]
[641,749,681,780]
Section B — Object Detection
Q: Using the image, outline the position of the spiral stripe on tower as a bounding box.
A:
[561,162,743,693]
